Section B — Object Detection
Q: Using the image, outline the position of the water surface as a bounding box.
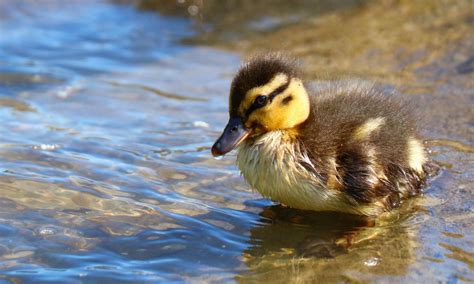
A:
[0,0,473,282]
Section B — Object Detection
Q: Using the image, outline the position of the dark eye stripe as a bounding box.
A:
[244,79,290,117]
[268,80,290,102]
[245,101,263,117]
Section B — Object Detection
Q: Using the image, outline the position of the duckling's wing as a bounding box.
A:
[297,82,429,210]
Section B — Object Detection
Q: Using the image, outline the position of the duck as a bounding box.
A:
[211,53,431,217]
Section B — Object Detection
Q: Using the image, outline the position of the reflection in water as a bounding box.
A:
[239,205,418,283]
[0,0,473,282]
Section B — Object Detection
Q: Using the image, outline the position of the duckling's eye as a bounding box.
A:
[254,95,267,107]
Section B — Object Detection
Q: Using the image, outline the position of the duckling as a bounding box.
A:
[211,54,430,217]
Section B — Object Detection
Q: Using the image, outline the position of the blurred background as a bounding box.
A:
[0,0,472,282]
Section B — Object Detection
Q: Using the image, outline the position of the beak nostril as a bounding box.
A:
[213,117,249,157]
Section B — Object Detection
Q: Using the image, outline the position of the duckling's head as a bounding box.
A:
[212,54,310,156]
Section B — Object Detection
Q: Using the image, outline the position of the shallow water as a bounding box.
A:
[0,0,473,282]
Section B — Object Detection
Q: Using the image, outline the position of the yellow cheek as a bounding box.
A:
[247,105,289,131]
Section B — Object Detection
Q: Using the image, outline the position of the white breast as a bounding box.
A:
[236,131,347,212]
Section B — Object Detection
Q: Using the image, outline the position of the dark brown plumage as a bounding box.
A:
[229,54,298,116]
[298,86,428,209]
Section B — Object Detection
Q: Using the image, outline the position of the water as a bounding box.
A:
[0,0,473,282]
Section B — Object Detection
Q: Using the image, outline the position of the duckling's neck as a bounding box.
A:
[253,121,307,149]
[244,128,298,148]
[237,130,305,189]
